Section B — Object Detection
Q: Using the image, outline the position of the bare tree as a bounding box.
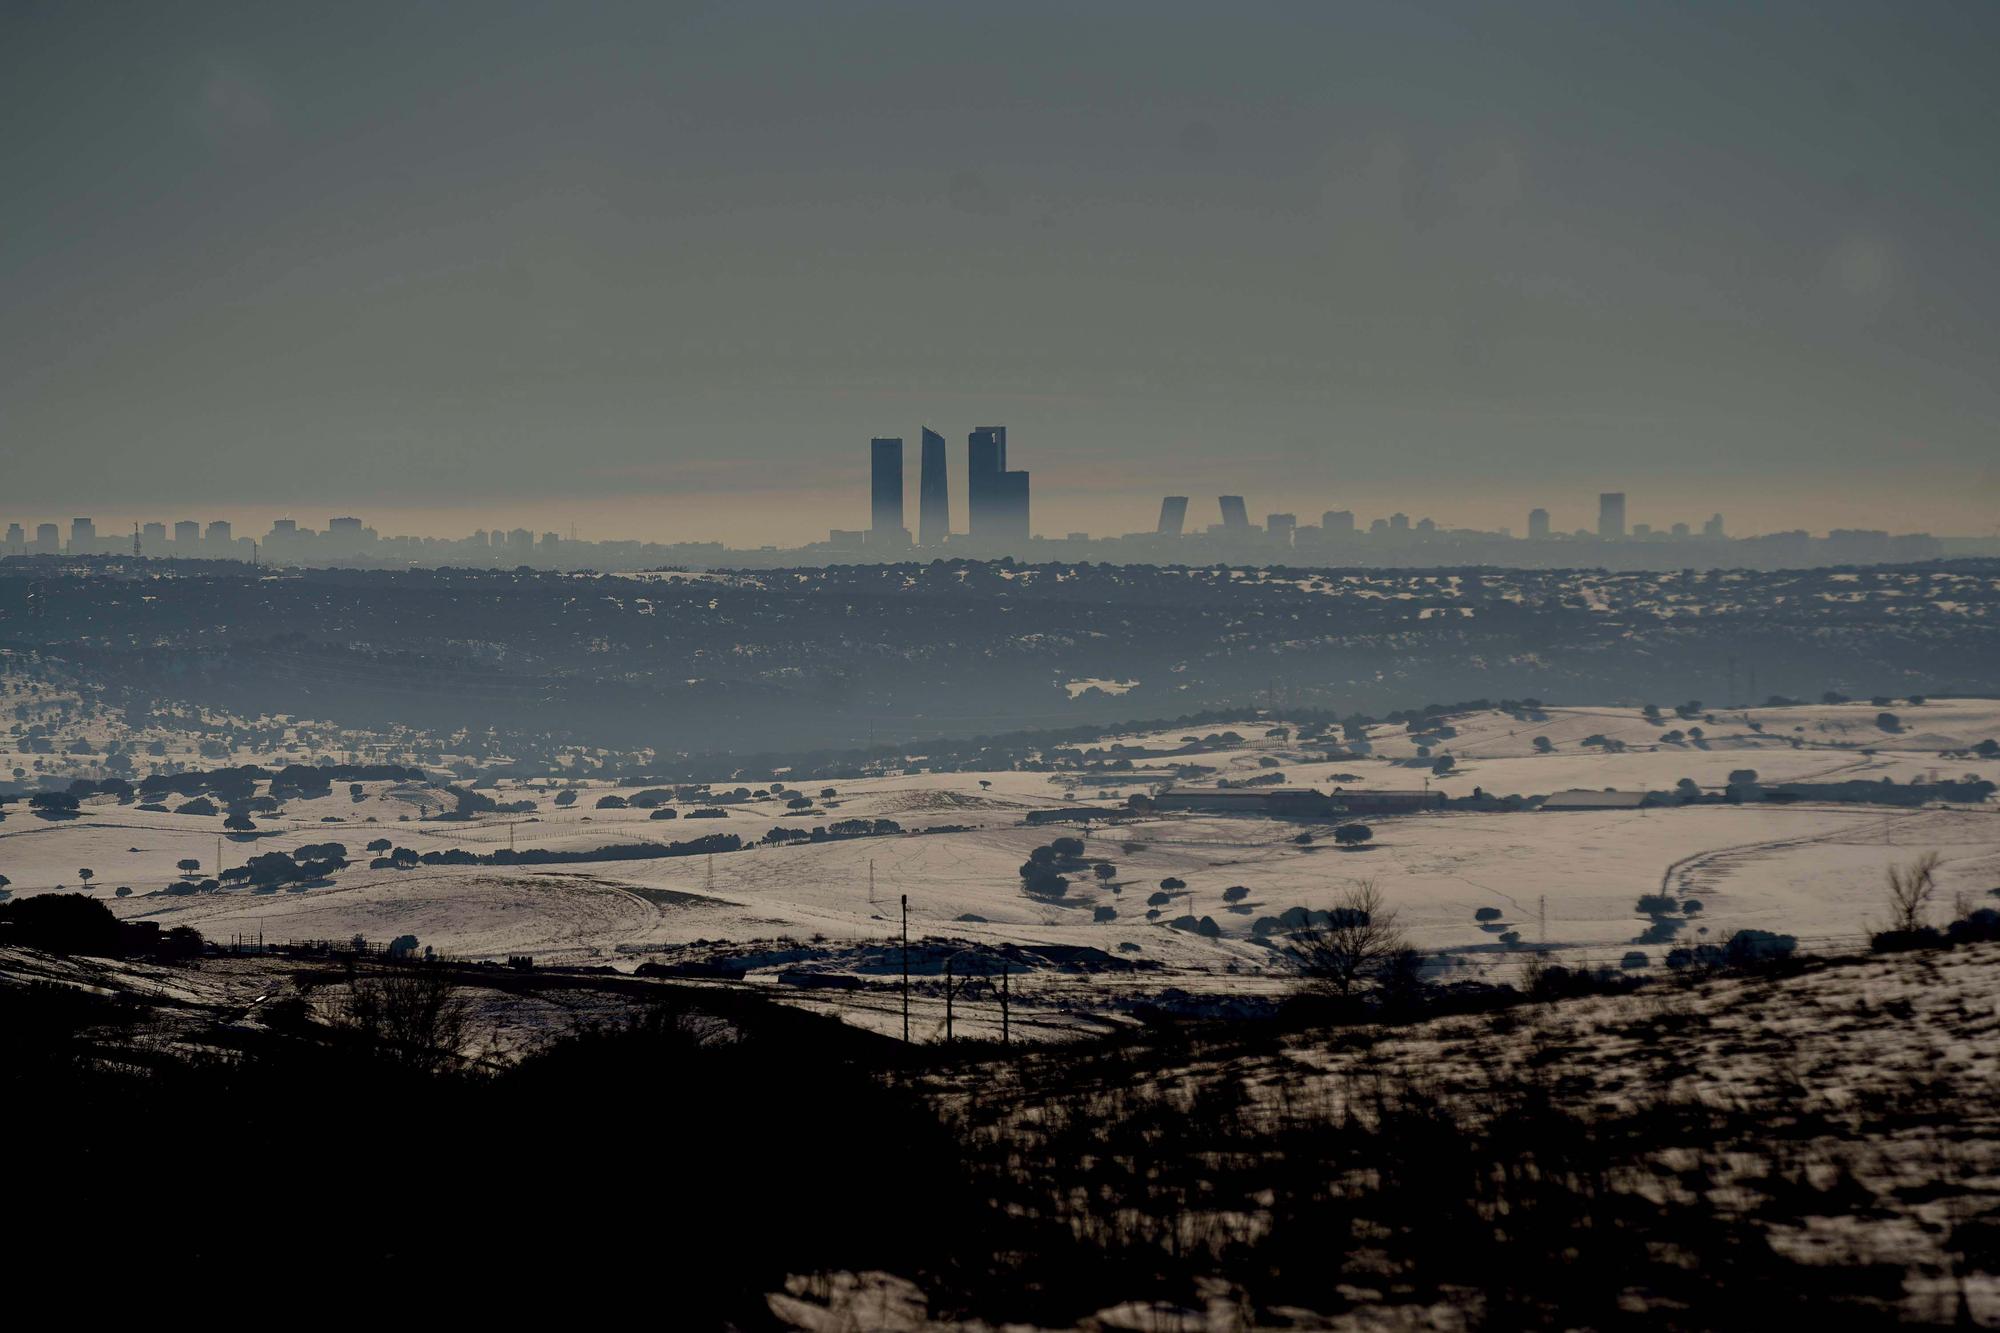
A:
[1885,851,1940,933]
[1287,879,1406,999]
[331,966,477,1073]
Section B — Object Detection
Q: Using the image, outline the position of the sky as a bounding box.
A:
[4,0,1997,545]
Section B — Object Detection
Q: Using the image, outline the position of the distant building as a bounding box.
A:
[4,523,23,554]
[1322,509,1355,535]
[827,529,865,550]
[141,521,166,547]
[1217,496,1249,531]
[69,517,95,553]
[917,427,949,546]
[174,520,200,545]
[993,468,1030,542]
[1598,492,1627,540]
[1703,512,1726,539]
[1632,523,1652,539]
[869,437,905,542]
[1266,513,1296,546]
[966,426,1028,543]
[1415,517,1436,534]
[1389,512,1410,532]
[1539,789,1665,810]
[1527,507,1551,540]
[1157,496,1189,536]
[1151,787,1443,818]
[205,520,232,544]
[35,522,60,554]
[967,426,1006,537]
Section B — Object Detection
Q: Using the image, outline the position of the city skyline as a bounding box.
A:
[5,469,1978,568]
[8,428,1996,555]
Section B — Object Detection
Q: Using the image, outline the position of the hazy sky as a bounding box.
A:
[5,1,1997,543]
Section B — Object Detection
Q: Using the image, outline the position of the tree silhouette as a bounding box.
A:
[1286,880,1405,999]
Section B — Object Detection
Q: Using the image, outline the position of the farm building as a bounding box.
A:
[1537,789,1668,811]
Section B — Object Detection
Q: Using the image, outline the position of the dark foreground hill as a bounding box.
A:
[5,936,1996,1325]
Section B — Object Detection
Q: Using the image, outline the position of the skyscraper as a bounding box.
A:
[870,437,905,541]
[35,523,60,553]
[967,426,1005,536]
[69,517,95,553]
[1528,507,1551,540]
[994,468,1030,542]
[174,520,200,545]
[967,426,1029,543]
[1703,513,1726,538]
[1266,513,1297,546]
[1322,509,1355,535]
[1157,496,1189,536]
[1217,496,1249,531]
[1598,492,1627,540]
[918,427,949,546]
[205,520,232,544]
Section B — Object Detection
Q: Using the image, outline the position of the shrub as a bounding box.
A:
[1724,929,1797,965]
[1885,852,1938,932]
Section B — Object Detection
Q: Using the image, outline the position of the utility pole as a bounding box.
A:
[868,858,877,907]
[216,835,223,877]
[1539,894,1546,945]
[944,955,954,1043]
[900,894,910,1044]
[1000,960,1010,1045]
[132,522,140,558]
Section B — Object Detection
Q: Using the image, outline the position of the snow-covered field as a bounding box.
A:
[4,699,1996,1029]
